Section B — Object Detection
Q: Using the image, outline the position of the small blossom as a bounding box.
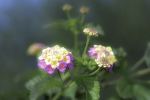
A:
[46,65,55,74]
[38,60,47,69]
[107,64,114,72]
[38,45,74,74]
[68,62,74,68]
[79,6,89,14]
[88,45,117,71]
[83,28,98,37]
[62,4,72,11]
[27,43,45,55]
[57,61,67,72]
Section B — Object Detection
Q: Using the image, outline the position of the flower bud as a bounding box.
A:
[62,4,72,11]
[79,6,89,14]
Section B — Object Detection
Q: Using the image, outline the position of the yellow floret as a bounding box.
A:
[51,59,59,68]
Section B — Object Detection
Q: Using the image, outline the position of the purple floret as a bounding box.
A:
[38,60,46,69]
[46,65,55,74]
[57,61,67,72]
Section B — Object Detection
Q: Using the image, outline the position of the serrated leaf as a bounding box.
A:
[75,76,100,100]
[116,78,133,99]
[145,42,150,67]
[29,77,62,100]
[133,84,150,100]
[25,76,44,90]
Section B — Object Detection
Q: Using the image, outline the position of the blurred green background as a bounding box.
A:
[0,0,150,99]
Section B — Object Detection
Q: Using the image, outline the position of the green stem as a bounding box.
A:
[52,89,63,100]
[131,68,150,78]
[133,79,150,84]
[57,70,63,86]
[89,67,100,76]
[101,79,120,87]
[130,56,145,72]
[52,80,75,100]
[66,11,71,20]
[82,36,90,58]
[101,67,150,87]
[80,14,85,25]
[74,34,78,50]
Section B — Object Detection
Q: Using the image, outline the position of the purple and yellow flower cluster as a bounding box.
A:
[38,45,74,74]
[88,45,117,71]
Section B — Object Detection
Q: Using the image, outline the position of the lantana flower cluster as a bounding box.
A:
[88,45,117,71]
[38,45,74,74]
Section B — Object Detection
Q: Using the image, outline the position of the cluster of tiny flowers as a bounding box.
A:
[79,6,89,14]
[62,4,72,11]
[88,45,117,71]
[83,28,98,37]
[38,45,74,74]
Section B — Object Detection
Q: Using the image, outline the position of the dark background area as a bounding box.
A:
[0,0,150,99]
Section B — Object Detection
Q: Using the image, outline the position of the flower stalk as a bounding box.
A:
[74,34,78,50]
[89,67,101,76]
[82,36,90,58]
[80,14,85,25]
[130,56,145,72]
[57,69,63,86]
[66,11,71,20]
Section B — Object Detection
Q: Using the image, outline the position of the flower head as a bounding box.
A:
[62,4,72,11]
[88,45,117,70]
[83,28,98,37]
[27,43,45,55]
[79,6,89,14]
[38,45,74,74]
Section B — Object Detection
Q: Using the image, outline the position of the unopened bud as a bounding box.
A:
[62,4,72,11]
[79,6,89,14]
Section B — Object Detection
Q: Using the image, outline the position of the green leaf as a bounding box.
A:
[29,77,62,100]
[63,83,77,100]
[75,76,100,100]
[133,84,150,100]
[93,25,105,36]
[0,90,28,100]
[25,76,44,90]
[145,42,150,67]
[68,18,80,28]
[116,78,133,99]
[82,23,94,29]
[45,18,80,29]
[45,20,69,29]
[109,96,122,100]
